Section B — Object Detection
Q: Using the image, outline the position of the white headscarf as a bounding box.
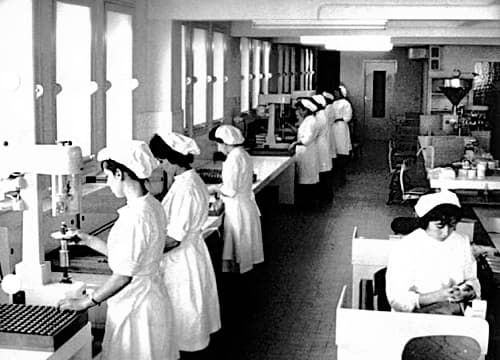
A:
[312,94,326,108]
[160,132,200,155]
[414,190,460,217]
[97,140,159,179]
[214,125,245,145]
[339,85,348,98]
[299,98,318,113]
[322,92,334,101]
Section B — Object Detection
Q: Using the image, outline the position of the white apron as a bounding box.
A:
[324,104,337,159]
[102,194,178,360]
[220,147,264,273]
[314,109,332,172]
[295,114,320,184]
[161,170,221,351]
[331,98,353,156]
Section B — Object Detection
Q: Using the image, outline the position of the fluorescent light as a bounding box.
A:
[252,19,387,30]
[300,35,393,51]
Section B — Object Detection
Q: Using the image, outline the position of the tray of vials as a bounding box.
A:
[0,303,88,351]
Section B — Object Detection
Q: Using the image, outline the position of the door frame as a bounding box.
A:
[362,60,397,141]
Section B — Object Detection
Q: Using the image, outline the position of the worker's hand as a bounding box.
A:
[434,287,459,303]
[63,228,89,246]
[449,283,475,303]
[288,142,297,151]
[207,185,220,195]
[57,297,90,312]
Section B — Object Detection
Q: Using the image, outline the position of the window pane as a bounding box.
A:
[106,10,133,148]
[372,71,386,117]
[192,28,207,126]
[181,25,187,128]
[251,40,261,109]
[0,0,35,146]
[213,32,224,121]
[240,38,250,113]
[261,42,270,95]
[56,2,92,154]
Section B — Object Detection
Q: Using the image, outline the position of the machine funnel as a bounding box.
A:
[439,78,471,114]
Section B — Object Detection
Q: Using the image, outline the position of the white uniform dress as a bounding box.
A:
[324,104,337,159]
[386,228,480,312]
[161,169,221,351]
[295,114,320,184]
[331,98,352,155]
[220,147,264,273]
[314,109,332,172]
[102,193,178,360]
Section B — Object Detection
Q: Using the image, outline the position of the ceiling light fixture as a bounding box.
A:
[300,35,393,51]
[252,19,387,30]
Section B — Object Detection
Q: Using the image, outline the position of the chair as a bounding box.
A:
[399,160,430,202]
[388,138,417,173]
[402,335,481,360]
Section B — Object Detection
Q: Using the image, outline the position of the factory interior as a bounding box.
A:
[1,0,500,359]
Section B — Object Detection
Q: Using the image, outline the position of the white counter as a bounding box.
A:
[198,155,295,204]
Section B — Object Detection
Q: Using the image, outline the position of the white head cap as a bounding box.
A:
[339,85,347,97]
[299,98,318,113]
[414,190,461,217]
[214,125,245,145]
[97,140,159,179]
[322,92,334,101]
[161,132,200,155]
[312,94,326,107]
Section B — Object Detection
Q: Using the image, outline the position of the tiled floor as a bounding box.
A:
[205,140,415,360]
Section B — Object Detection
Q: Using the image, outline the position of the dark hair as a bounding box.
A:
[309,97,325,113]
[294,99,314,116]
[324,96,334,105]
[417,204,462,229]
[149,134,193,169]
[101,159,148,192]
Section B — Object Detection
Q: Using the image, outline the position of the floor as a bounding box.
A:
[202,140,415,360]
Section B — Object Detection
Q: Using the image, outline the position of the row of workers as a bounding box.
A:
[58,125,263,359]
[289,86,353,202]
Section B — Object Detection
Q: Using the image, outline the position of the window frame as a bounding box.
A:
[180,22,228,137]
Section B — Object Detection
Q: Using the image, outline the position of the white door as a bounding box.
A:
[363,60,396,140]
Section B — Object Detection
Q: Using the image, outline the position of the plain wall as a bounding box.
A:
[340,48,424,140]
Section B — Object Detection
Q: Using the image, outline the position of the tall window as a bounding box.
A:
[105,8,134,148]
[180,24,227,134]
[261,41,271,95]
[0,0,35,146]
[240,37,250,113]
[212,32,224,121]
[181,25,187,129]
[56,1,92,154]
[251,40,261,109]
[192,28,208,127]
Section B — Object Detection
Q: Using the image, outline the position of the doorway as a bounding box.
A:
[363,60,397,140]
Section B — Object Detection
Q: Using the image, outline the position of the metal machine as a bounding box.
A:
[440,77,471,134]
[0,143,85,303]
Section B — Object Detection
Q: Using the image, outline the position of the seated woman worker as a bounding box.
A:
[386,190,480,314]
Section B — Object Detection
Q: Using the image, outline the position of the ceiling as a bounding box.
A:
[229,1,500,47]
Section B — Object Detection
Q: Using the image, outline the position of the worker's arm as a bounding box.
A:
[57,273,131,311]
[64,229,108,256]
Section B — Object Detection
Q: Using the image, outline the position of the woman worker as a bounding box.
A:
[311,94,333,200]
[57,140,178,360]
[386,190,480,314]
[148,132,221,353]
[208,125,263,274]
[288,98,320,204]
[322,91,337,168]
[330,86,353,186]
